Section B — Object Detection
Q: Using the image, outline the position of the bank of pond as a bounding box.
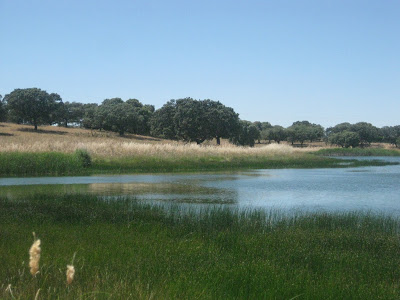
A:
[0,148,399,177]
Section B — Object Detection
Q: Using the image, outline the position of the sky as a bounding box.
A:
[0,0,399,128]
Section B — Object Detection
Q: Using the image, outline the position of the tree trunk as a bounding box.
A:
[216,137,221,145]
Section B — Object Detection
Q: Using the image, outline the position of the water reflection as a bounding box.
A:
[0,157,399,215]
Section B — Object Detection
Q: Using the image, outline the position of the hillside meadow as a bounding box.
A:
[0,122,398,176]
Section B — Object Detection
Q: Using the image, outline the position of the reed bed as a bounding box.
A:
[1,194,400,299]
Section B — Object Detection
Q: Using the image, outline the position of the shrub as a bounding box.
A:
[75,149,92,168]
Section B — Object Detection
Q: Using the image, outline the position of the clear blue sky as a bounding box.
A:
[1,0,399,128]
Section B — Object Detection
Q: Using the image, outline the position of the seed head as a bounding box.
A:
[29,235,41,276]
[66,265,75,285]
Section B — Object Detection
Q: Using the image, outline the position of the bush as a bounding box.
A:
[75,149,92,167]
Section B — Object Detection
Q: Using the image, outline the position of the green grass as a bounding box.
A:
[316,147,400,157]
[0,152,86,176]
[0,151,397,177]
[1,194,400,299]
[91,154,396,174]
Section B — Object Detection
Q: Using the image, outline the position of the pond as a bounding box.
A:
[1,157,400,215]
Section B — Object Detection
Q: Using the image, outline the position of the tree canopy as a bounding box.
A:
[4,88,62,130]
[150,98,240,144]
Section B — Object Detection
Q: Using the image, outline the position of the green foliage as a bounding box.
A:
[81,103,99,129]
[4,88,62,130]
[352,122,380,146]
[326,122,380,147]
[381,126,400,146]
[0,152,84,176]
[2,194,400,299]
[172,98,209,144]
[96,98,138,136]
[326,122,352,136]
[55,101,85,127]
[328,130,360,148]
[150,100,178,140]
[74,149,92,167]
[261,125,287,143]
[81,98,154,136]
[203,100,240,145]
[230,120,260,147]
[287,121,324,146]
[0,94,6,122]
[151,98,240,144]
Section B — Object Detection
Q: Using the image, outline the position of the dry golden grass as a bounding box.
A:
[0,122,316,158]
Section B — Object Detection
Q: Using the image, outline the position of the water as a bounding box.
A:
[1,156,400,215]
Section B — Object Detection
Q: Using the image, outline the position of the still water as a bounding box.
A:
[1,157,399,215]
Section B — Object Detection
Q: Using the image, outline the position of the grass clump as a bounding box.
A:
[1,194,400,299]
[316,147,400,157]
[74,149,92,168]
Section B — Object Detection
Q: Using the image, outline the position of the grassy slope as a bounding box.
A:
[1,194,400,299]
[0,122,398,176]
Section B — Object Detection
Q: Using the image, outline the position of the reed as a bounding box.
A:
[1,193,400,299]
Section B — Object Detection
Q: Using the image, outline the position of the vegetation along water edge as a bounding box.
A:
[2,193,400,299]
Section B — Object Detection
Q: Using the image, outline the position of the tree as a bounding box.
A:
[96,98,139,136]
[287,124,309,146]
[253,121,272,143]
[381,126,400,147]
[230,120,260,147]
[150,100,178,140]
[56,101,85,127]
[326,122,352,137]
[126,99,154,135]
[173,98,211,144]
[329,131,360,148]
[262,125,286,144]
[0,94,6,122]
[287,121,325,146]
[4,88,62,130]
[351,122,379,146]
[203,100,240,145]
[81,103,100,130]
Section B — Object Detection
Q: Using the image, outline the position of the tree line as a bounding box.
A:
[1,88,399,148]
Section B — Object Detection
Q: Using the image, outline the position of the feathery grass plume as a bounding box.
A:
[66,252,77,285]
[29,232,41,276]
[66,265,75,285]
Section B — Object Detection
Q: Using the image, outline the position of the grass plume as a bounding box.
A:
[29,233,41,276]
[66,265,75,285]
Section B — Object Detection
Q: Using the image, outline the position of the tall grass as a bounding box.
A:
[0,123,398,176]
[0,152,87,176]
[1,194,400,299]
